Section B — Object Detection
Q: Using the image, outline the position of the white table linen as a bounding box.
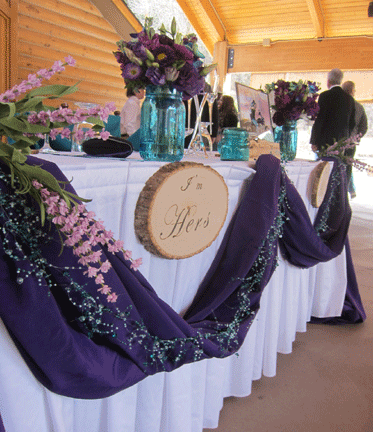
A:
[0,154,347,432]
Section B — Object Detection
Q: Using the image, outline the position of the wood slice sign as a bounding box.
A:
[308,161,332,208]
[135,162,229,259]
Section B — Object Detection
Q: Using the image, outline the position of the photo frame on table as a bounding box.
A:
[235,83,273,136]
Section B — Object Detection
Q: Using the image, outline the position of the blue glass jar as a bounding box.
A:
[220,128,249,161]
[139,85,185,162]
[274,120,298,161]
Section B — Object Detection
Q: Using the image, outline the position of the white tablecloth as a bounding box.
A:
[0,153,347,432]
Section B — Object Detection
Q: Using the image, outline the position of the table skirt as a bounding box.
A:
[0,155,347,432]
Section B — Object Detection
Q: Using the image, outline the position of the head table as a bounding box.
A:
[0,151,363,432]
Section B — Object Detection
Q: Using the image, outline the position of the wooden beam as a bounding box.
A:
[229,37,373,73]
[196,0,225,40]
[305,0,324,38]
[0,0,18,91]
[213,41,228,92]
[176,0,225,54]
[94,0,143,37]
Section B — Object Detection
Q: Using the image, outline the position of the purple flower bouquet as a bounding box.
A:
[114,17,216,100]
[265,80,320,126]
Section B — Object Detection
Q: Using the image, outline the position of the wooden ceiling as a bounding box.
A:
[176,0,373,51]
[95,0,373,98]
[174,0,373,74]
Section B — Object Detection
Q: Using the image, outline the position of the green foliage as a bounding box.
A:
[0,142,91,225]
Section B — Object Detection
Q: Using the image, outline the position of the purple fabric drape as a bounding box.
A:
[0,154,365,405]
[0,414,5,432]
[278,157,365,324]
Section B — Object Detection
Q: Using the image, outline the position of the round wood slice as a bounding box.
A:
[309,161,331,208]
[135,162,229,259]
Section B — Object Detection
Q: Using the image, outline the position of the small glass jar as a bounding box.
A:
[220,128,249,161]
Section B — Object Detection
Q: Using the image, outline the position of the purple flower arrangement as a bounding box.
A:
[31,179,142,303]
[114,17,216,100]
[265,80,320,126]
[318,135,373,175]
[0,58,143,304]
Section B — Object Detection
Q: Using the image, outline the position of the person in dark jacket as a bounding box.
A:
[341,80,369,198]
[310,68,355,153]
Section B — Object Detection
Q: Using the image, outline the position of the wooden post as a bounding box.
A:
[213,41,228,93]
[0,0,18,93]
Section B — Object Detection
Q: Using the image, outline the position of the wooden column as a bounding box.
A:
[0,0,18,94]
[213,40,228,93]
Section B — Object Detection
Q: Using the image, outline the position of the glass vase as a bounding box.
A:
[139,85,185,162]
[274,120,298,161]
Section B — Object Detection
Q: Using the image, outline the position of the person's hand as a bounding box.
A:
[311,144,318,152]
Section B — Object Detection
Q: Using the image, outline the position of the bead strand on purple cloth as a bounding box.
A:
[0,154,365,401]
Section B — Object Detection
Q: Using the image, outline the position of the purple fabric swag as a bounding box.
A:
[0,154,365,406]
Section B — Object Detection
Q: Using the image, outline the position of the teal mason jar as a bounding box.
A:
[139,85,186,162]
[273,120,298,161]
[220,128,249,161]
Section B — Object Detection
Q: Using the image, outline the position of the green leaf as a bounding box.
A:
[145,17,153,31]
[21,96,48,112]
[116,40,125,50]
[0,116,29,132]
[192,44,205,59]
[199,63,217,77]
[10,149,27,165]
[84,116,104,127]
[173,59,186,70]
[159,23,167,35]
[175,33,183,45]
[0,102,15,120]
[12,138,39,151]
[132,56,143,67]
[171,17,177,36]
[123,46,135,61]
[27,83,78,98]
[145,48,154,62]
[25,122,50,133]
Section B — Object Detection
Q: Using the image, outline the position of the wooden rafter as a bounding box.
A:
[176,0,226,53]
[304,0,325,38]
[229,37,373,74]
[110,0,143,33]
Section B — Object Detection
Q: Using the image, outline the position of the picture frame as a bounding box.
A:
[235,83,273,136]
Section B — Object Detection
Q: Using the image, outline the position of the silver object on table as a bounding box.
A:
[186,93,209,155]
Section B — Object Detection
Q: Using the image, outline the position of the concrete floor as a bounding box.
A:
[204,163,373,432]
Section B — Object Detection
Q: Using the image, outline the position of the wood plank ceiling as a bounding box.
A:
[176,0,373,73]
[177,0,373,49]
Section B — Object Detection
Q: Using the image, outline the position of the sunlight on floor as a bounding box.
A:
[352,166,373,207]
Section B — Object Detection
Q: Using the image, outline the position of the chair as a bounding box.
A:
[103,115,121,138]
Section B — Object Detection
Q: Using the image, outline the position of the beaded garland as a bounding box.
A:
[0,165,291,371]
[1,150,346,379]
[314,161,342,235]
